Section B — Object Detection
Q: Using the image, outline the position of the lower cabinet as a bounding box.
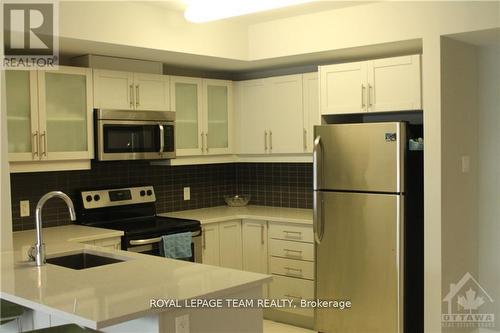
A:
[267,222,315,328]
[80,236,121,250]
[242,219,268,274]
[219,220,243,269]
[201,220,242,269]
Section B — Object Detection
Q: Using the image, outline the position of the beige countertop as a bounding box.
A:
[12,224,124,252]
[1,225,271,329]
[159,205,313,225]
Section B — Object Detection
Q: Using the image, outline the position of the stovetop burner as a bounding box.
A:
[76,185,201,239]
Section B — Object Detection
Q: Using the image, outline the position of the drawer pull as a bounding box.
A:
[284,266,303,276]
[283,230,302,239]
[283,248,303,258]
[284,294,303,301]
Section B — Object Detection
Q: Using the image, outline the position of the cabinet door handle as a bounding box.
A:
[135,85,140,107]
[269,131,273,151]
[361,84,366,110]
[284,266,303,276]
[32,131,39,159]
[368,84,372,108]
[202,229,206,250]
[264,131,268,151]
[40,131,47,157]
[205,133,208,153]
[261,224,265,245]
[303,128,307,151]
[283,230,302,239]
[200,132,204,152]
[129,84,134,108]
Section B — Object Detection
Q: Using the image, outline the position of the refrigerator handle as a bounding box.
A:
[313,136,324,244]
[313,136,323,190]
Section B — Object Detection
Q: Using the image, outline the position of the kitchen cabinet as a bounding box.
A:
[319,55,421,114]
[236,74,305,155]
[302,72,320,153]
[242,220,268,274]
[236,79,268,154]
[93,69,170,111]
[171,77,233,157]
[267,74,304,154]
[202,223,220,266]
[219,220,243,269]
[267,221,315,322]
[6,66,94,168]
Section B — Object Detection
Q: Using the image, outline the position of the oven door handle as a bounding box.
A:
[159,124,164,155]
[129,230,202,246]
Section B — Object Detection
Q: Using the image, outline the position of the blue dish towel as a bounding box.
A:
[160,232,192,259]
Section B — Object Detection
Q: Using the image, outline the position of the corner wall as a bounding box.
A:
[477,45,500,331]
[440,38,479,333]
[1,70,13,251]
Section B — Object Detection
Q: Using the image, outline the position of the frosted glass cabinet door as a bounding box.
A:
[204,79,232,155]
[5,70,39,161]
[38,67,93,160]
[171,76,203,156]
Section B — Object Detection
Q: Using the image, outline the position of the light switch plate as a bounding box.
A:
[20,200,30,217]
[183,187,191,201]
[175,314,190,333]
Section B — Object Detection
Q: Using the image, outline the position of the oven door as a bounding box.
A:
[97,120,175,161]
[125,230,202,263]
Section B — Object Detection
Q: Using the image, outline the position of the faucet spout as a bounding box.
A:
[32,191,76,266]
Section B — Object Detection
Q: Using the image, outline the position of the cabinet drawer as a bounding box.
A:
[269,239,314,261]
[268,275,314,317]
[269,223,313,243]
[270,257,314,280]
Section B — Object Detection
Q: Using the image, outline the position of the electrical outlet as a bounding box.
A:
[20,200,30,217]
[175,314,190,333]
[183,187,191,201]
[461,155,470,173]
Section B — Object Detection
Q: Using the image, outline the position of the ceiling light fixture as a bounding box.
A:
[184,0,315,23]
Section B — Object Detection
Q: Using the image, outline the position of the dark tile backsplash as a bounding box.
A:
[10,162,312,231]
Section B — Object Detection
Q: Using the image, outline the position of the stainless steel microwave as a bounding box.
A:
[95,109,175,161]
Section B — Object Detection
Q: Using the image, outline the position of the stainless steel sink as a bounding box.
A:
[46,252,125,270]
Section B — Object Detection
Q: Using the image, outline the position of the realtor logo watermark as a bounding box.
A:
[442,272,495,328]
[2,0,59,69]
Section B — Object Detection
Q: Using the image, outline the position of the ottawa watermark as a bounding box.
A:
[2,0,59,69]
[442,272,495,328]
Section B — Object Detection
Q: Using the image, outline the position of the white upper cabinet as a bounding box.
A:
[267,74,304,154]
[236,79,268,154]
[6,66,93,167]
[236,74,307,155]
[367,55,421,112]
[319,55,422,115]
[203,79,233,155]
[302,72,320,153]
[171,76,203,156]
[6,70,39,162]
[171,77,233,157]
[93,69,170,111]
[320,61,368,115]
[133,73,170,111]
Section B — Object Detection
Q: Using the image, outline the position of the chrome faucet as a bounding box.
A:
[29,191,76,266]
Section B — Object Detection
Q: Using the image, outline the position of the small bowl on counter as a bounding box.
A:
[224,195,251,207]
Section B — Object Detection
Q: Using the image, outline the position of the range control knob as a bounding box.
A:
[146,190,153,196]
[93,194,101,201]
[85,195,92,202]
[140,190,146,197]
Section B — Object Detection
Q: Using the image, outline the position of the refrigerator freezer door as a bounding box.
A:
[314,122,405,193]
[315,191,404,333]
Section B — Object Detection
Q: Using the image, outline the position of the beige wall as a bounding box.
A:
[1,70,13,252]
[440,38,479,333]
[477,45,500,332]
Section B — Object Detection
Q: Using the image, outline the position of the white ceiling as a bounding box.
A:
[147,1,373,24]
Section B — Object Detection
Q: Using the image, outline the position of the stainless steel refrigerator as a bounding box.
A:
[313,122,421,333]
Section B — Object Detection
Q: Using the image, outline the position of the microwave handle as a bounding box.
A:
[159,124,164,154]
